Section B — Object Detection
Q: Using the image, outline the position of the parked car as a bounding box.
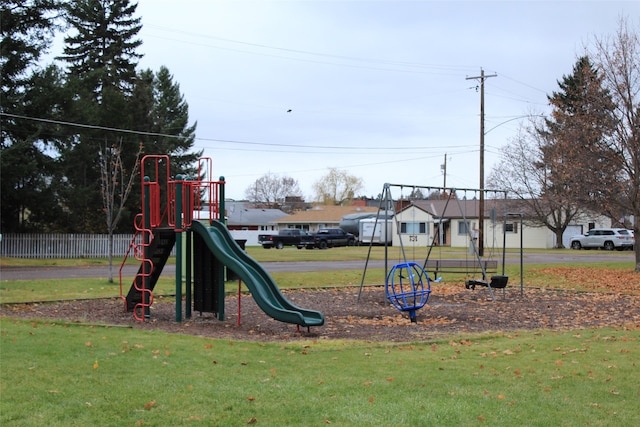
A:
[257,229,315,249]
[569,228,634,251]
[313,228,356,249]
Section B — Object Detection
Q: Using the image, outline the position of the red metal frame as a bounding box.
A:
[119,155,224,321]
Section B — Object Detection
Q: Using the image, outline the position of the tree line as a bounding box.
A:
[1,0,200,235]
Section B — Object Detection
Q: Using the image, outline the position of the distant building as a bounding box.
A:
[196,200,290,246]
[273,205,379,233]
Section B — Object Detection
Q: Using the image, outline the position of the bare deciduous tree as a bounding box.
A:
[244,172,302,209]
[488,123,591,248]
[313,168,363,205]
[100,139,143,282]
[589,17,640,271]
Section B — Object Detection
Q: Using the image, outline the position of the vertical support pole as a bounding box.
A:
[143,177,151,320]
[519,214,524,297]
[186,230,192,319]
[218,176,226,223]
[466,69,496,257]
[237,279,242,326]
[175,175,183,322]
[217,176,226,321]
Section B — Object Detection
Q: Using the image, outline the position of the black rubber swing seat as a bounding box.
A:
[465,275,509,290]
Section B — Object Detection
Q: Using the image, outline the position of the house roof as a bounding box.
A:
[411,198,514,219]
[274,205,379,224]
[224,201,289,226]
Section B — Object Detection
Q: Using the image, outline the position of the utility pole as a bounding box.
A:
[466,68,496,257]
[441,153,447,195]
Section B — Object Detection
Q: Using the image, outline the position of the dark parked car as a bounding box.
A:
[313,228,356,249]
[257,229,315,249]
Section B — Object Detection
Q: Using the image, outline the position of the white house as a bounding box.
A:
[394,199,611,250]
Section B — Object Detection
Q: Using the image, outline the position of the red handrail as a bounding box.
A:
[122,155,224,321]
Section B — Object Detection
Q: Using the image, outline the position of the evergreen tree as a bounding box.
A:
[540,56,617,205]
[0,1,65,232]
[147,66,200,176]
[56,0,143,232]
[61,0,142,99]
[489,56,616,247]
[123,66,201,229]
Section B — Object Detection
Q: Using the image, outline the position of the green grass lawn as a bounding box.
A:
[1,251,639,425]
[2,262,635,304]
[2,245,634,267]
[1,319,638,426]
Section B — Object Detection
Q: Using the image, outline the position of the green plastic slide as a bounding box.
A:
[190,220,324,327]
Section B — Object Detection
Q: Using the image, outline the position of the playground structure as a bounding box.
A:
[385,261,431,322]
[118,155,324,328]
[359,183,523,319]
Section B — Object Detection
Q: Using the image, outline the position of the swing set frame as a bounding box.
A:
[357,182,522,303]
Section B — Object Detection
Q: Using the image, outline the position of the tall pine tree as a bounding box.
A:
[540,56,617,205]
[148,66,200,175]
[0,1,67,232]
[489,56,616,247]
[56,0,143,232]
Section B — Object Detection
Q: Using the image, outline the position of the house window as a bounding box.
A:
[400,222,426,234]
[504,222,518,233]
[287,225,309,231]
[458,221,471,235]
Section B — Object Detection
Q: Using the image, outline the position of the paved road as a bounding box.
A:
[0,251,634,281]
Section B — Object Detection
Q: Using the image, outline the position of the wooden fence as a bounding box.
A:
[0,233,156,259]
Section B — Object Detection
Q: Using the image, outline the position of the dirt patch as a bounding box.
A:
[2,283,639,342]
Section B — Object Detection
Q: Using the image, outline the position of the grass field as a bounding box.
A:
[2,319,638,426]
[1,250,639,426]
[1,248,636,303]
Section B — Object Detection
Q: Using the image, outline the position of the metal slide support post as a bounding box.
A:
[143,178,151,319]
[185,177,193,319]
[186,230,192,319]
[175,175,183,322]
[217,177,226,321]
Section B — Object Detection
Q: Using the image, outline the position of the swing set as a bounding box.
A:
[358,183,522,321]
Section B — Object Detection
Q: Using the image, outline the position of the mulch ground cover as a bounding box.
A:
[3,269,639,342]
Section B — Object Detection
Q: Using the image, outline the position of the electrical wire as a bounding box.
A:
[0,112,478,153]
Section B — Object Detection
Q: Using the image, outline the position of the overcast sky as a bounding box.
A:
[131,0,638,201]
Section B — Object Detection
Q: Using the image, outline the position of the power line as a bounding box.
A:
[1,112,477,153]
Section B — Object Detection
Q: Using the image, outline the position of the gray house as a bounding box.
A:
[196,201,290,246]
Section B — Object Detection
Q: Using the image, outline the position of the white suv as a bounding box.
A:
[570,228,635,251]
